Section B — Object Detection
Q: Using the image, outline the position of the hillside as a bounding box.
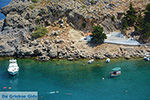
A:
[0,0,149,60]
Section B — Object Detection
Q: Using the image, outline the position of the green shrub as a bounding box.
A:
[82,22,86,28]
[111,15,115,21]
[32,26,48,38]
[29,5,34,9]
[41,9,46,14]
[36,18,40,23]
[89,0,97,5]
[146,3,150,11]
[91,26,107,43]
[31,0,39,3]
[121,17,128,29]
[82,5,86,9]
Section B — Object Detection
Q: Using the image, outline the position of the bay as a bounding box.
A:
[0,58,149,100]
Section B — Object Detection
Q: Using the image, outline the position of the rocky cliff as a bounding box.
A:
[0,0,149,61]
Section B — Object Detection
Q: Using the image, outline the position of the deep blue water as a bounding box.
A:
[0,0,11,20]
[0,58,150,100]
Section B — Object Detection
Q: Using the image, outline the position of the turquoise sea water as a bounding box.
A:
[0,58,150,100]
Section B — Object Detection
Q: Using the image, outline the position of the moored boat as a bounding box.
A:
[110,67,121,77]
[88,59,94,64]
[8,59,19,76]
[106,58,110,63]
[144,56,149,61]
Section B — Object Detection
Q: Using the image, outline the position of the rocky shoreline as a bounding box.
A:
[0,0,149,61]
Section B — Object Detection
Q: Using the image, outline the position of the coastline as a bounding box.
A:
[0,1,150,99]
[0,55,145,62]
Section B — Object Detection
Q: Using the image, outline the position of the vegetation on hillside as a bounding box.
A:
[142,3,150,41]
[122,3,137,29]
[29,5,34,9]
[32,26,48,39]
[90,26,107,44]
[82,22,86,28]
[31,0,39,3]
[121,3,150,43]
[134,12,144,35]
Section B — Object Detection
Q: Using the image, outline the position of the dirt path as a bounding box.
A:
[68,29,95,54]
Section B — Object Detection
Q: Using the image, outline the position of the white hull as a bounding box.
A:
[8,59,19,76]
[106,58,110,63]
[88,59,94,64]
[144,57,149,61]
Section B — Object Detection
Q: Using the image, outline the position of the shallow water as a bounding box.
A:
[0,58,150,100]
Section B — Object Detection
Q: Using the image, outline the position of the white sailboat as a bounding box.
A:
[8,59,19,76]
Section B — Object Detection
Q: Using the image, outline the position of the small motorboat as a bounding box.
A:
[110,67,121,77]
[144,56,149,61]
[106,58,110,63]
[8,59,19,76]
[88,59,94,64]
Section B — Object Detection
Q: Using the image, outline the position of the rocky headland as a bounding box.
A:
[0,0,149,61]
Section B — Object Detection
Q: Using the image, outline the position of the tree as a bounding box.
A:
[135,11,144,34]
[143,22,150,38]
[121,3,150,43]
[121,17,128,30]
[90,26,107,43]
[126,3,137,26]
[146,3,150,11]
[139,3,150,42]
[144,3,150,22]
[121,3,137,29]
[140,22,150,42]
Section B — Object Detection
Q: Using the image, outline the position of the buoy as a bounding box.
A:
[3,87,7,89]
[102,77,104,80]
